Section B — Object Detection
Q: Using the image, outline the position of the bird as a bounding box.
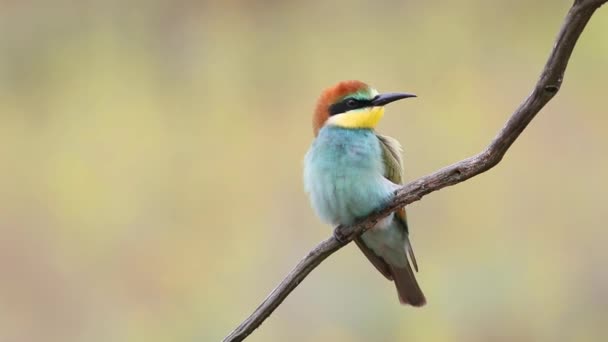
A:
[303,80,425,306]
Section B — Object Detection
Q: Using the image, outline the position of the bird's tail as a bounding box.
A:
[390,237,426,306]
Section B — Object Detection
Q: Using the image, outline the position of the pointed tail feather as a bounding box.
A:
[405,234,419,272]
[390,264,426,307]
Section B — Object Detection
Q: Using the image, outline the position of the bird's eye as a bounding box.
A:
[346,99,357,108]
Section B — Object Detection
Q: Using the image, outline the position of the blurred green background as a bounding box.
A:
[1,1,608,341]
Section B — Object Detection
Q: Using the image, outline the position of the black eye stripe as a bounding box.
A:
[328,98,372,116]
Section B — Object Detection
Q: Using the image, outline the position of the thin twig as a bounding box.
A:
[223,1,607,341]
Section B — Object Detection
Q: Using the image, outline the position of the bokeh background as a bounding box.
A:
[1,0,608,341]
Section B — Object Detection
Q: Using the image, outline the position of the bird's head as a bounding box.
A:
[312,80,416,136]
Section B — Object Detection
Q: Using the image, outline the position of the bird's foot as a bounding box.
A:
[333,226,348,244]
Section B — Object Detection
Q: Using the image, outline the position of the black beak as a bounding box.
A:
[370,92,417,106]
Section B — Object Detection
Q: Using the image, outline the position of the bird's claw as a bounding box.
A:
[333,227,347,244]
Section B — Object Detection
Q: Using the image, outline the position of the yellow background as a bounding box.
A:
[1,1,608,341]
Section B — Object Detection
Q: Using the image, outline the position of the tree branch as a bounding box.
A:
[223,1,607,341]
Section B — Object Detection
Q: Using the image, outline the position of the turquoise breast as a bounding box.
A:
[304,126,394,225]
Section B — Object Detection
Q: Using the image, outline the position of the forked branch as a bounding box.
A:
[223,1,607,341]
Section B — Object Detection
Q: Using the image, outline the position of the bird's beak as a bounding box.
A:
[371,92,417,106]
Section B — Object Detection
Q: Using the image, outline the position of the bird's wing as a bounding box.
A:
[353,133,425,305]
[355,134,408,280]
[377,134,424,306]
[376,134,404,185]
[354,134,421,282]
[376,133,420,272]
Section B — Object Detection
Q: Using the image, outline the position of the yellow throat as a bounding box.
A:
[328,106,385,130]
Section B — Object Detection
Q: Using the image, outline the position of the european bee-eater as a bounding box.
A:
[304,80,425,306]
